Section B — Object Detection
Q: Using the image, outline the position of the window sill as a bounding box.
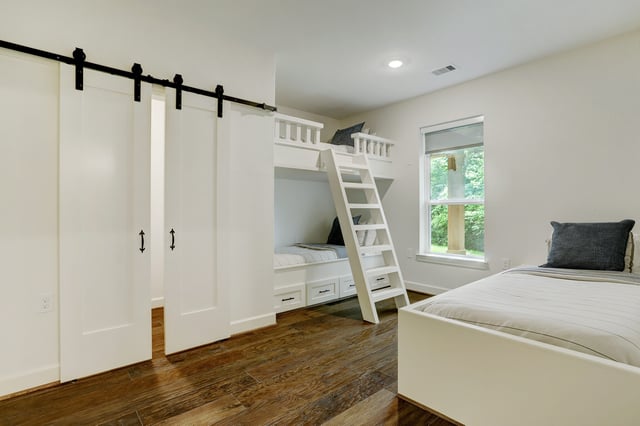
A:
[416,253,489,270]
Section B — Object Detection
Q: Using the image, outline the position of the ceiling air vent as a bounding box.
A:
[432,64,457,76]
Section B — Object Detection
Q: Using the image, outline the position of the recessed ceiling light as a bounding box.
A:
[388,60,403,69]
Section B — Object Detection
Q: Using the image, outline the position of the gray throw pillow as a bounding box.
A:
[329,122,365,147]
[542,219,635,271]
[326,215,361,246]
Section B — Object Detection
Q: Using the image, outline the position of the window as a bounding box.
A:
[419,116,485,267]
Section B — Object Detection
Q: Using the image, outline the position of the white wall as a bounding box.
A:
[0,1,275,396]
[274,172,337,247]
[0,1,273,105]
[342,30,640,293]
[219,104,275,334]
[0,52,59,396]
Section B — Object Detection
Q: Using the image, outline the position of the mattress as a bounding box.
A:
[418,266,640,367]
[274,244,346,268]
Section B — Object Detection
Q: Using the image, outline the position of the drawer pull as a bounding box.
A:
[376,277,385,281]
[319,289,331,294]
[282,297,295,302]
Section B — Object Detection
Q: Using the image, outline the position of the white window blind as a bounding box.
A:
[422,116,483,154]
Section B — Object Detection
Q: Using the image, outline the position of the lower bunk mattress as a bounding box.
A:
[416,266,640,367]
[274,244,347,268]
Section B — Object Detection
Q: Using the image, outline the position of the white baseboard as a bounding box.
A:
[151,296,164,309]
[405,280,449,296]
[230,312,276,336]
[0,364,59,398]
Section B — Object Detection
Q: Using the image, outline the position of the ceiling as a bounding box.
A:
[173,1,640,118]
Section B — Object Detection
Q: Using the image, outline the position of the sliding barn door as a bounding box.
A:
[164,91,229,354]
[59,65,151,381]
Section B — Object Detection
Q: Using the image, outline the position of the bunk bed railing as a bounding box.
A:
[274,112,324,145]
[274,113,395,161]
[351,133,393,159]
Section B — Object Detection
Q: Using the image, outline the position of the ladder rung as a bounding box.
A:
[349,203,380,210]
[343,182,375,190]
[371,287,407,303]
[353,224,386,232]
[338,163,368,171]
[360,244,393,255]
[366,266,399,277]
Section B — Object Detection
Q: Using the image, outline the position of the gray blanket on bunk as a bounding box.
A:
[294,243,348,259]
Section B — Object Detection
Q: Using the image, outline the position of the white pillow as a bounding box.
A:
[364,225,377,246]
[633,232,639,273]
[356,219,367,246]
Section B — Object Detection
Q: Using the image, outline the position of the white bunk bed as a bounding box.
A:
[399,230,640,425]
[273,113,395,313]
[274,112,394,179]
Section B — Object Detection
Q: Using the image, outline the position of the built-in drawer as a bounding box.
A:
[371,275,390,290]
[340,275,357,298]
[340,274,390,298]
[274,283,306,313]
[306,278,339,305]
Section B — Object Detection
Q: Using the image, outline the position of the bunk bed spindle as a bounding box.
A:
[295,124,301,142]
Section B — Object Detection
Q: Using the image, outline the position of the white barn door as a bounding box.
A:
[164,90,229,354]
[59,65,151,381]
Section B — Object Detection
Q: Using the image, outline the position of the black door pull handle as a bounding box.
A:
[139,230,145,253]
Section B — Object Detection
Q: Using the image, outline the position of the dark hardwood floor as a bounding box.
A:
[0,292,455,425]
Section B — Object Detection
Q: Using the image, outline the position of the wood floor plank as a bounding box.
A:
[153,394,246,426]
[136,373,256,424]
[273,370,396,425]
[322,388,399,426]
[0,291,455,425]
[97,410,143,426]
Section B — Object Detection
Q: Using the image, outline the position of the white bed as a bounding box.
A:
[399,266,640,425]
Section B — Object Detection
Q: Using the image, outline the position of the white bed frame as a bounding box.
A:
[398,299,640,425]
[273,112,395,179]
[272,113,396,313]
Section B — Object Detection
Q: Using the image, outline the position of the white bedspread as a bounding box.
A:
[274,245,339,267]
[418,267,640,367]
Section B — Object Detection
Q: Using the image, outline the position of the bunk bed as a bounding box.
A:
[274,113,394,179]
[398,227,640,425]
[273,113,395,312]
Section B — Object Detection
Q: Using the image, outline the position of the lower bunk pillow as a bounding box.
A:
[418,266,640,367]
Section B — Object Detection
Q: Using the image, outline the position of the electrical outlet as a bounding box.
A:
[39,293,53,313]
[501,258,511,270]
[407,248,414,259]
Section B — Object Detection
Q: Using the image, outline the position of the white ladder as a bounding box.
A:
[322,149,410,324]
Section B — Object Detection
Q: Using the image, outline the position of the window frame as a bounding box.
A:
[418,116,488,269]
